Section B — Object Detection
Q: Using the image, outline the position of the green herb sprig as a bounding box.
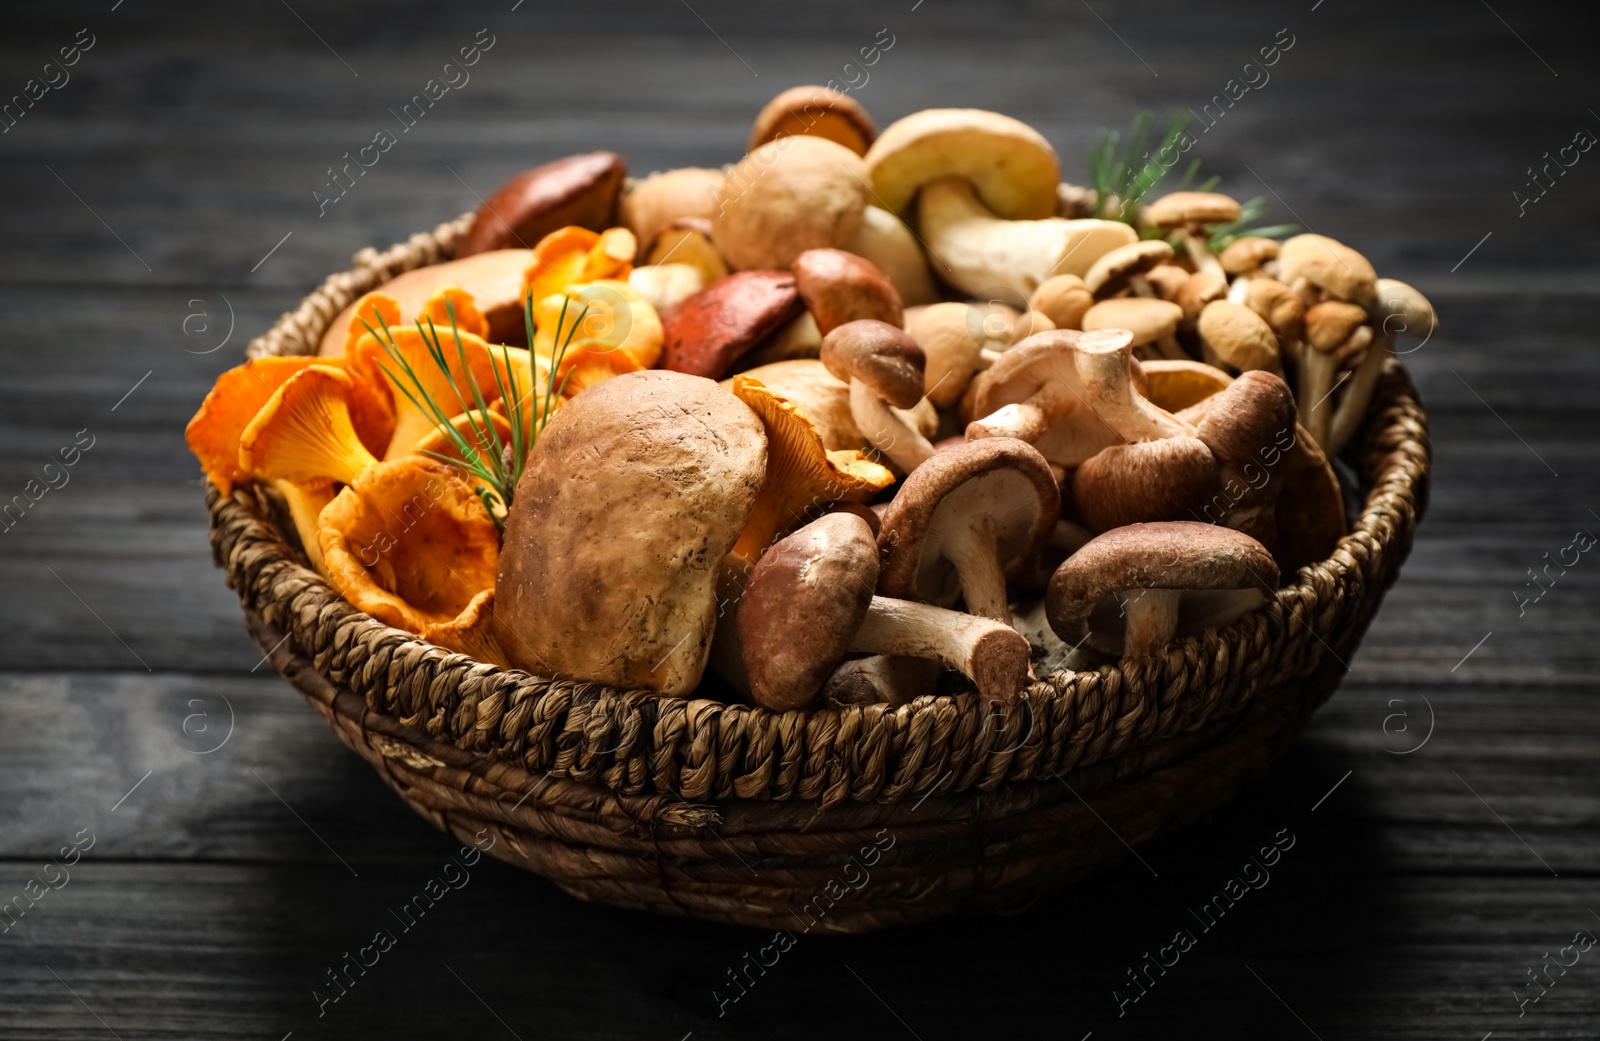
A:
[363,293,590,531]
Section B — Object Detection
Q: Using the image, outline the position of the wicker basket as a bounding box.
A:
[209,213,1431,933]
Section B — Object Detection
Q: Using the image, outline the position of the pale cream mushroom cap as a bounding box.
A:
[1081,297,1183,347]
[1278,234,1379,306]
[864,108,1061,219]
[1144,191,1243,229]
[711,135,870,271]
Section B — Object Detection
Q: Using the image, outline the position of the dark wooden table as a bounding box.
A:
[3,1,1596,1037]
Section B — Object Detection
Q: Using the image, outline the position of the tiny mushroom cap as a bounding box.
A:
[1241,277,1306,343]
[1046,521,1280,657]
[619,168,725,259]
[876,437,1060,623]
[1219,236,1281,276]
[1193,370,1298,546]
[1143,191,1242,278]
[1297,300,1369,448]
[903,302,1007,408]
[1197,300,1281,375]
[1277,234,1378,307]
[864,108,1061,219]
[711,135,870,271]
[458,152,627,257]
[748,85,877,157]
[659,270,805,379]
[739,512,1034,708]
[1082,298,1185,359]
[1028,274,1095,330]
[1325,278,1436,455]
[1174,271,1228,324]
[821,319,935,473]
[1304,301,1368,353]
[1084,240,1175,297]
[1073,436,1220,533]
[1145,264,1191,301]
[791,248,904,335]
[843,206,939,306]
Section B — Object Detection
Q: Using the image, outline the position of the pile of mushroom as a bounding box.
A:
[195,86,1429,712]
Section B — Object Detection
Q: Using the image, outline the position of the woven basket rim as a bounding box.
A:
[211,214,1430,807]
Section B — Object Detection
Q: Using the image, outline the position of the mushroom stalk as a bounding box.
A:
[942,518,1011,622]
[1120,588,1183,656]
[849,378,935,473]
[1180,231,1225,279]
[1297,347,1340,448]
[966,402,1048,443]
[1325,325,1389,456]
[851,595,1032,702]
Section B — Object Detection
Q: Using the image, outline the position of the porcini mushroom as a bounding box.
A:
[1028,274,1095,330]
[916,176,1137,298]
[820,319,935,473]
[1084,240,1174,299]
[659,270,804,379]
[496,370,767,694]
[457,152,627,257]
[748,85,877,156]
[740,512,1033,708]
[903,302,1007,407]
[1046,521,1279,657]
[843,205,938,305]
[619,168,725,258]
[865,108,1061,219]
[711,135,870,271]
[1081,297,1186,360]
[1196,300,1281,376]
[791,248,903,334]
[876,437,1059,623]
[1326,278,1436,454]
[1143,191,1242,279]
[644,218,730,287]
[318,457,501,633]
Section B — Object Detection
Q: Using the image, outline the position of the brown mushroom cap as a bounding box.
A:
[1197,300,1280,373]
[819,319,925,409]
[457,152,627,257]
[748,85,877,157]
[1219,236,1281,275]
[712,135,870,271]
[1278,234,1378,306]
[497,370,767,694]
[1174,271,1228,323]
[1145,264,1191,301]
[1046,521,1279,656]
[1082,297,1182,346]
[1084,240,1175,296]
[1144,191,1243,230]
[1305,301,1369,352]
[1074,437,1220,532]
[792,248,903,335]
[620,168,726,258]
[1028,274,1095,330]
[877,437,1059,612]
[659,271,804,379]
[864,108,1060,219]
[739,510,881,710]
[1243,277,1306,342]
[1193,370,1297,544]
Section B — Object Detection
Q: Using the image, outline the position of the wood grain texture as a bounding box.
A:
[1,0,1597,1036]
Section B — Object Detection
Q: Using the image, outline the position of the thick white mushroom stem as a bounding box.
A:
[918,176,1133,298]
[942,518,1011,623]
[1120,588,1183,657]
[1297,346,1341,449]
[1179,230,1226,279]
[1325,325,1391,456]
[849,378,935,473]
[851,596,1033,703]
[966,402,1048,443]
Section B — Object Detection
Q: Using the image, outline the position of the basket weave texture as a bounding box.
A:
[210,214,1431,932]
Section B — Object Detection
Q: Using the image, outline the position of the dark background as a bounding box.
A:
[2,0,1597,1037]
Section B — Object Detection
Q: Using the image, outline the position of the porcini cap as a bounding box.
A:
[458,152,627,257]
[712,135,870,271]
[792,248,903,335]
[659,270,804,379]
[864,108,1060,219]
[749,85,877,157]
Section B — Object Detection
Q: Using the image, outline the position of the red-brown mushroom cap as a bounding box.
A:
[1073,437,1221,533]
[792,248,904,335]
[658,270,804,379]
[457,152,627,257]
